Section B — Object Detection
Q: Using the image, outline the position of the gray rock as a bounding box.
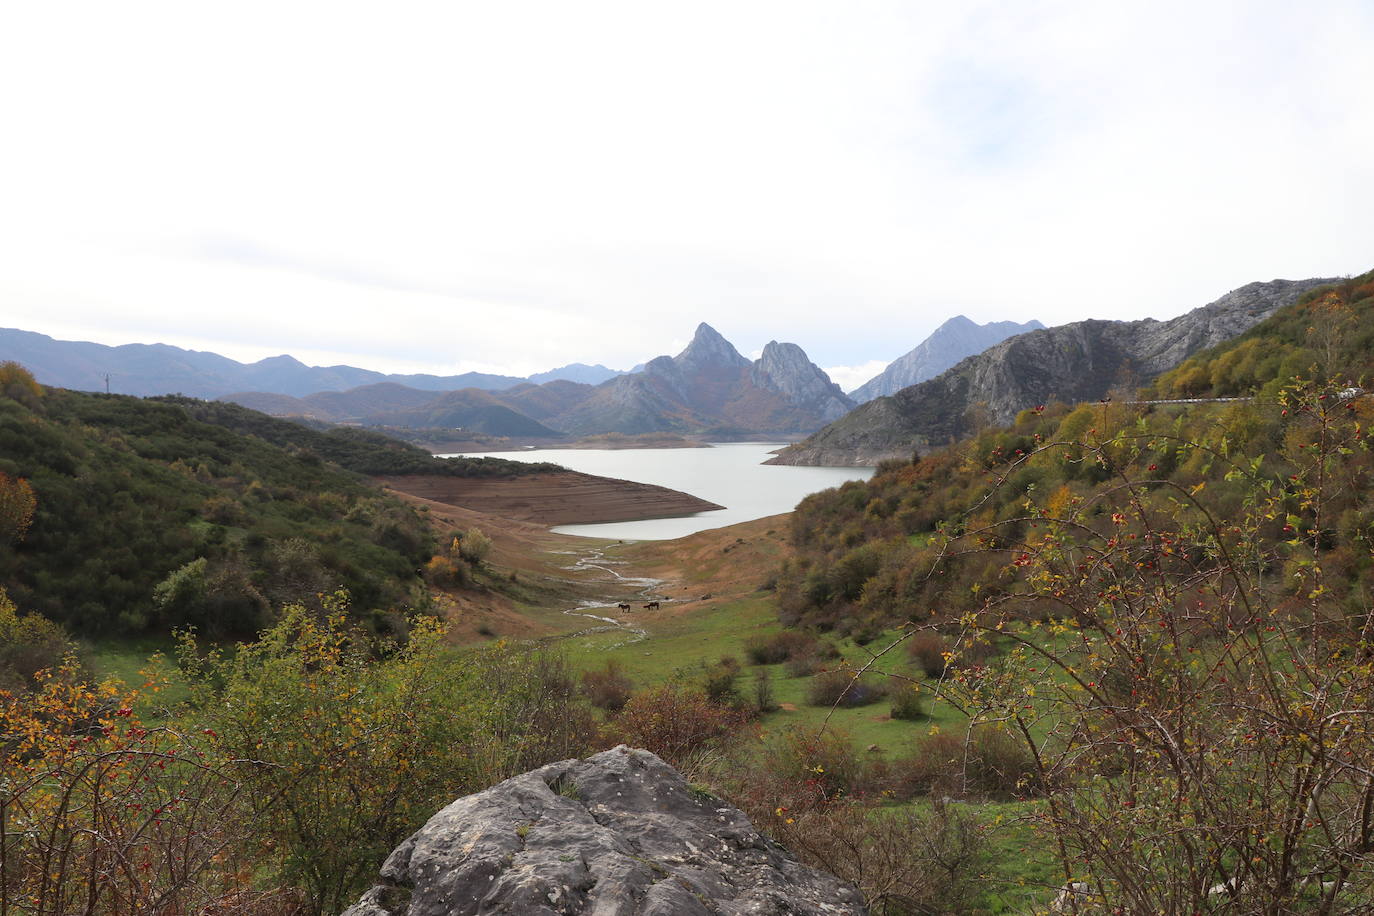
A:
[556,324,856,436]
[340,746,866,916]
[850,316,1044,403]
[751,341,855,424]
[770,276,1336,466]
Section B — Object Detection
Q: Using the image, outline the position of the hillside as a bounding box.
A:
[0,375,723,637]
[773,270,1374,634]
[0,385,436,635]
[770,276,1335,466]
[850,315,1043,402]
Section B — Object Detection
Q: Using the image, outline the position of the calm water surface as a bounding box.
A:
[448,442,872,540]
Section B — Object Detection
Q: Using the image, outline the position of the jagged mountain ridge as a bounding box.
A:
[770,276,1337,466]
[851,315,1044,402]
[553,323,854,436]
[0,328,621,398]
[218,323,851,438]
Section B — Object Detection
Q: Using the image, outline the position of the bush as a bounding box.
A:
[805,668,886,708]
[743,629,821,665]
[889,728,1042,801]
[0,588,73,691]
[456,527,492,565]
[784,653,822,677]
[905,631,949,678]
[181,597,508,913]
[581,659,633,711]
[752,668,778,714]
[614,684,749,775]
[887,683,926,721]
[761,726,875,800]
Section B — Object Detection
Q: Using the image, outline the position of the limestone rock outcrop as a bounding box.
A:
[340,746,866,916]
[770,276,1335,466]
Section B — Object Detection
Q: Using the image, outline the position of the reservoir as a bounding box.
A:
[447,442,872,540]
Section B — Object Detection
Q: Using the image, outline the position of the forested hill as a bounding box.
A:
[777,270,1374,638]
[152,396,561,477]
[769,275,1336,466]
[0,381,550,637]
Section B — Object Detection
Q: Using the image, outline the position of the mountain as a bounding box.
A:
[362,388,565,437]
[769,276,1336,466]
[525,363,622,385]
[850,316,1044,402]
[554,323,854,436]
[0,329,606,398]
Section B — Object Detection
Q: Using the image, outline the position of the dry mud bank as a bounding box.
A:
[375,470,723,526]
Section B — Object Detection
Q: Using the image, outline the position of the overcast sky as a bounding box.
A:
[2,2,1370,391]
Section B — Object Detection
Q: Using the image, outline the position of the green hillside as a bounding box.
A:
[778,271,1374,636]
[0,381,554,636]
[1151,269,1374,398]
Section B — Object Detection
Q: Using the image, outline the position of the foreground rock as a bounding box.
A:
[341,746,867,916]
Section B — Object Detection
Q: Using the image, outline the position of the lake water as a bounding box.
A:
[447,442,872,540]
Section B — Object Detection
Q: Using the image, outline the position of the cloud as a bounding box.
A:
[824,361,892,395]
[0,1,1369,376]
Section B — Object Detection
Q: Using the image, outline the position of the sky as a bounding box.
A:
[2,2,1371,393]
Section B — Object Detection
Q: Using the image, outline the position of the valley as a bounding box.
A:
[5,269,1374,914]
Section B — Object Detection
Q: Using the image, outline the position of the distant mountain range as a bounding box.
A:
[770,276,1336,466]
[0,327,621,398]
[850,316,1044,402]
[226,324,855,439]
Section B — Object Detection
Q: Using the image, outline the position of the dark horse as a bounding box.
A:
[616,602,632,611]
[642,600,660,610]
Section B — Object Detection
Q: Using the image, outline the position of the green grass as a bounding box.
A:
[81,635,193,710]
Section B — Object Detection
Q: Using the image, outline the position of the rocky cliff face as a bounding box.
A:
[751,341,855,423]
[555,324,853,436]
[850,316,1044,403]
[340,746,866,916]
[770,277,1336,466]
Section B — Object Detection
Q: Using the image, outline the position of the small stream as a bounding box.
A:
[548,547,666,648]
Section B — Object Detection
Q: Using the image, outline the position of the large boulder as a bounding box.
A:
[341,746,867,915]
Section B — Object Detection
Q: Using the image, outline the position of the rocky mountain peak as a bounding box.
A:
[850,315,1046,403]
[675,322,750,372]
[751,341,855,423]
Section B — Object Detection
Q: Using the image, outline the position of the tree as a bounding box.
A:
[0,471,36,545]
[0,361,43,410]
[929,381,1374,911]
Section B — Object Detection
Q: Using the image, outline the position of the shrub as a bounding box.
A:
[0,588,72,691]
[762,726,874,800]
[581,659,633,711]
[181,597,506,913]
[743,630,820,665]
[887,683,926,721]
[614,684,749,775]
[905,631,949,678]
[751,668,778,713]
[456,527,492,565]
[0,660,253,914]
[889,727,1042,801]
[805,668,886,708]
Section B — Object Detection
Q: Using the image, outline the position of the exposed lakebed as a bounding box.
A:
[444,442,872,539]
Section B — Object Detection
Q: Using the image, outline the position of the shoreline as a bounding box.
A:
[374,470,725,526]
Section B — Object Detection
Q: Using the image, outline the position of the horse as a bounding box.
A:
[616,602,632,611]
[642,600,660,610]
